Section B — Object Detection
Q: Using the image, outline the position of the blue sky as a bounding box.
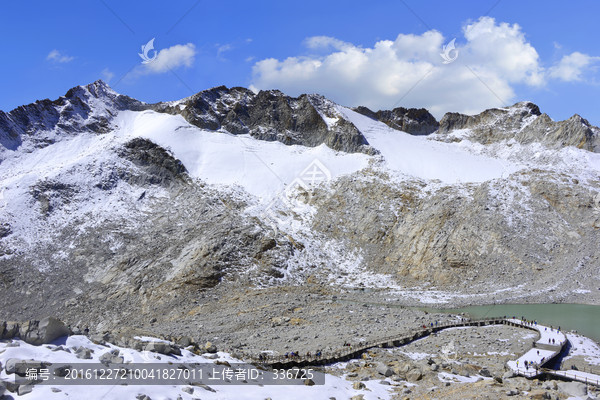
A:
[1,1,599,124]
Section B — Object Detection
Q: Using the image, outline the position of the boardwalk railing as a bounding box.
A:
[237,317,513,367]
[543,369,600,387]
[229,316,600,387]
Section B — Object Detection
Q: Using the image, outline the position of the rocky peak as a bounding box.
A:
[0,80,147,159]
[516,112,599,152]
[154,86,375,154]
[353,106,439,135]
[438,101,541,136]
[436,101,599,152]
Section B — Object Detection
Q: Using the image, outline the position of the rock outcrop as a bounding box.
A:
[153,87,375,154]
[0,80,145,159]
[353,105,439,135]
[1,317,69,345]
[437,101,600,152]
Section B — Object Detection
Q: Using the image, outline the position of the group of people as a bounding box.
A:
[516,359,539,371]
[284,351,301,359]
[515,316,538,326]
[281,349,323,360]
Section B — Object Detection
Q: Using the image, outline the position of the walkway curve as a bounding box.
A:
[234,316,600,386]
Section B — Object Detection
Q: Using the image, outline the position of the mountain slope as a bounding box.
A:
[0,81,599,333]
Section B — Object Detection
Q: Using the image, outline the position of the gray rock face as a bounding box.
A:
[0,80,146,158]
[375,362,394,377]
[557,381,587,397]
[153,87,374,154]
[99,349,124,365]
[118,138,188,188]
[5,358,21,374]
[6,317,70,345]
[144,342,181,356]
[353,106,439,135]
[18,384,34,396]
[0,79,599,342]
[74,346,92,359]
[204,342,218,354]
[437,101,599,152]
[438,101,541,138]
[5,359,48,376]
[310,168,600,292]
[517,113,599,151]
[2,322,20,339]
[406,368,423,381]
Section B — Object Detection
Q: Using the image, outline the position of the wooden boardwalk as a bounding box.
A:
[238,317,526,368]
[544,368,600,387]
[234,316,600,387]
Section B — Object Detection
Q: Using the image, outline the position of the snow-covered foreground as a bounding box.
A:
[0,336,394,400]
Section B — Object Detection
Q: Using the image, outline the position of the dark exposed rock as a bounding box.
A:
[0,80,147,155]
[99,349,124,365]
[437,101,599,152]
[144,342,181,356]
[152,87,374,154]
[438,101,541,136]
[353,106,439,135]
[30,181,78,217]
[6,317,70,345]
[118,138,188,187]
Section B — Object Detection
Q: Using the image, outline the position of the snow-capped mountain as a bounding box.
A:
[0,80,599,331]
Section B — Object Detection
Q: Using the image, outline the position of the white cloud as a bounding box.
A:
[141,43,196,74]
[549,52,600,82]
[217,44,233,60]
[46,50,74,63]
[304,36,353,51]
[101,68,114,83]
[251,17,590,118]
